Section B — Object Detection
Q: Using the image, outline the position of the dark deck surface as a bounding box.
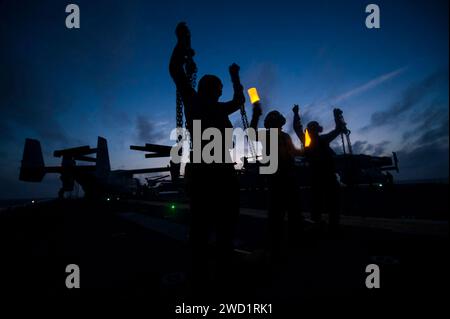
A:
[1,198,448,315]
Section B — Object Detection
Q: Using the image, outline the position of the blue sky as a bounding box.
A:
[0,0,448,198]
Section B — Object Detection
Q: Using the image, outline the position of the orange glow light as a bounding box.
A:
[305,129,312,147]
[247,87,260,104]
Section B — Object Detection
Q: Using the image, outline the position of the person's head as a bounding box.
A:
[264,110,286,129]
[198,74,223,102]
[307,121,323,136]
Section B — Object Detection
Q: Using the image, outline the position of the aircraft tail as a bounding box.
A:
[96,136,111,177]
[19,138,46,182]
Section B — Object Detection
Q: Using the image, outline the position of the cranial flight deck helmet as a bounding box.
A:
[264,110,286,129]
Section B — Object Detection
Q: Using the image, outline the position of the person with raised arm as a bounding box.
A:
[292,106,345,233]
[250,102,304,259]
[169,22,245,284]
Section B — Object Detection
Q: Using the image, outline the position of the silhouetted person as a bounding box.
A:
[169,23,245,280]
[250,103,303,258]
[293,106,344,232]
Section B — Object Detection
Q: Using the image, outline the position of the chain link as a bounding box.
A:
[240,105,256,159]
[175,56,257,161]
[176,56,197,144]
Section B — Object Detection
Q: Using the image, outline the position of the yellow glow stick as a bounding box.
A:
[247,87,260,104]
[305,129,312,147]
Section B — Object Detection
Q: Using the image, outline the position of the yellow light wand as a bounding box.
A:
[304,128,312,148]
[247,87,260,104]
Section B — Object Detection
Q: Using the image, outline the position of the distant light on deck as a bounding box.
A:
[305,129,312,147]
[247,87,260,104]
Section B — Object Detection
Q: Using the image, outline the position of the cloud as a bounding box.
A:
[414,119,449,147]
[332,67,406,104]
[360,68,449,132]
[402,102,448,143]
[397,112,448,180]
[351,140,368,154]
[355,68,449,180]
[341,135,448,181]
[396,141,449,181]
[135,116,168,143]
[365,141,391,156]
[402,110,449,149]
[341,140,391,156]
[301,67,406,122]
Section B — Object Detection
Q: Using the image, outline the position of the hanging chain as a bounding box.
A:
[175,53,257,161]
[341,133,346,155]
[345,130,353,154]
[240,105,256,159]
[176,92,184,130]
[176,56,197,144]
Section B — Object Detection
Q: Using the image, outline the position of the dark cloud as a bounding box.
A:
[338,140,391,156]
[357,68,449,180]
[366,141,391,156]
[396,141,449,181]
[360,68,449,132]
[408,100,448,128]
[352,140,368,154]
[398,112,448,180]
[414,119,449,146]
[340,136,448,181]
[353,114,448,181]
[136,116,166,143]
[402,103,449,144]
[402,110,448,147]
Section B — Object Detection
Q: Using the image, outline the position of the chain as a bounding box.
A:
[176,92,184,129]
[341,133,346,155]
[176,56,197,144]
[345,130,353,154]
[240,105,256,159]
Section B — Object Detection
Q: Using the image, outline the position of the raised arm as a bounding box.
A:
[247,102,263,142]
[321,128,341,145]
[169,23,196,103]
[322,109,346,144]
[221,63,245,115]
[292,104,305,146]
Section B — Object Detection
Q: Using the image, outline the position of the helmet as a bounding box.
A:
[264,110,286,129]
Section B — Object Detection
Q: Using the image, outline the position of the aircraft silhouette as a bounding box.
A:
[19,136,172,198]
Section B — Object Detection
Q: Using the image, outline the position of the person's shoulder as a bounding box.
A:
[280,131,292,139]
[319,134,329,142]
